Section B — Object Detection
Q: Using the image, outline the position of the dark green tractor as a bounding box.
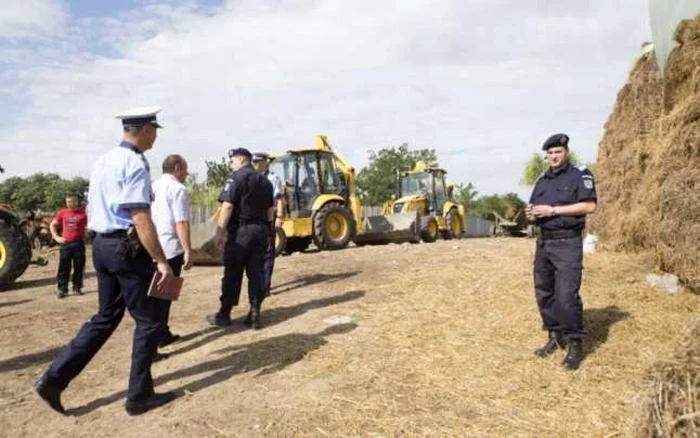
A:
[0,166,47,289]
[0,205,33,288]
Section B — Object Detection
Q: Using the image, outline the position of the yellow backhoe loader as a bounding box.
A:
[384,161,467,242]
[270,135,421,255]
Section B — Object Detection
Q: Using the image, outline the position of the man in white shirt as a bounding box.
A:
[151,154,193,348]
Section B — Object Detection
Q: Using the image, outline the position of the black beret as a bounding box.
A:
[228,147,252,159]
[542,133,570,151]
[252,152,270,162]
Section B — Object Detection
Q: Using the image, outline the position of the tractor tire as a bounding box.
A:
[284,237,311,255]
[274,227,287,257]
[421,217,439,243]
[441,208,463,240]
[0,222,31,288]
[312,202,355,251]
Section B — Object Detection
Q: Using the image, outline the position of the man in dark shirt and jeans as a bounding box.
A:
[207,148,274,329]
[526,133,597,370]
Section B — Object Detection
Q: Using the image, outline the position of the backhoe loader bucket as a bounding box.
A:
[353,211,421,245]
[190,209,222,265]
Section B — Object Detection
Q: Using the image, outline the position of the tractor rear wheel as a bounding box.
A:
[313,202,355,250]
[421,217,439,243]
[442,208,463,240]
[0,222,31,288]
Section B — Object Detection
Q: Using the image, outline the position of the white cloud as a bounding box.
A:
[0,0,68,38]
[0,0,651,200]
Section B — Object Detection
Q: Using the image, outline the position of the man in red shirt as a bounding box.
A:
[50,195,88,298]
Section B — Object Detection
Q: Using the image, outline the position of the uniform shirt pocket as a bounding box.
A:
[555,186,576,204]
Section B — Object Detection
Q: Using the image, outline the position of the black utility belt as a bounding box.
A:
[96,230,128,238]
[537,229,582,240]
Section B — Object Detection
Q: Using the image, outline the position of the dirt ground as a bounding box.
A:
[0,238,698,437]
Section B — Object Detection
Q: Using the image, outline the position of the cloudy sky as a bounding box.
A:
[0,0,651,199]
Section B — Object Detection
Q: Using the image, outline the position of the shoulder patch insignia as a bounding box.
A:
[583,179,594,189]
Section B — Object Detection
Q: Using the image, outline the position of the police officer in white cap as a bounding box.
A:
[34,106,177,416]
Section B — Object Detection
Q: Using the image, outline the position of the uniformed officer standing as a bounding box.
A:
[251,152,284,297]
[207,148,274,329]
[526,133,597,370]
[34,107,176,415]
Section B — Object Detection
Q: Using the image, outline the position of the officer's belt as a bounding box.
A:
[537,229,582,240]
[237,219,267,225]
[96,230,128,238]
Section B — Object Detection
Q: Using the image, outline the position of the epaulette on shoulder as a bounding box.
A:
[576,165,587,172]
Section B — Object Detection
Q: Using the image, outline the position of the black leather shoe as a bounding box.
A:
[159,332,181,348]
[562,339,584,370]
[125,392,176,416]
[535,331,566,358]
[72,288,83,296]
[206,312,232,327]
[34,373,65,415]
[56,289,68,299]
[243,310,252,326]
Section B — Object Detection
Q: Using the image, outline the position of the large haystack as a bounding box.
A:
[592,14,700,292]
[632,318,700,437]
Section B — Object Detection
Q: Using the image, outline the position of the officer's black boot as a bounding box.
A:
[250,307,261,330]
[206,309,232,327]
[243,307,261,329]
[562,338,584,370]
[535,331,566,358]
[34,373,66,415]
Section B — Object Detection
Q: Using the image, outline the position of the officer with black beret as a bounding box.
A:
[525,133,597,370]
[207,148,274,329]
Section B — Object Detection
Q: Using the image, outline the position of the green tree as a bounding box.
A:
[205,157,230,189]
[0,173,89,212]
[452,182,479,206]
[357,143,437,206]
[186,174,221,207]
[520,151,583,186]
[468,192,526,221]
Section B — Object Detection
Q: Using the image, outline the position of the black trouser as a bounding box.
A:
[219,223,268,314]
[44,235,167,401]
[162,253,184,337]
[263,221,275,294]
[534,236,586,339]
[56,240,86,292]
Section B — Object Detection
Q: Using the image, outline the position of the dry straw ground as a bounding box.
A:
[0,239,698,437]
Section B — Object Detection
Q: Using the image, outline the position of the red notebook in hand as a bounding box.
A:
[147,272,183,301]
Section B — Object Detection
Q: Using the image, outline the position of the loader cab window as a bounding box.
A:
[400,173,432,198]
[433,172,448,212]
[297,154,319,212]
[318,152,343,195]
[270,154,298,212]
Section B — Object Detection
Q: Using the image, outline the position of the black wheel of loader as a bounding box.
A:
[442,208,462,240]
[0,222,31,288]
[284,237,311,255]
[274,227,287,257]
[421,217,439,243]
[312,202,355,251]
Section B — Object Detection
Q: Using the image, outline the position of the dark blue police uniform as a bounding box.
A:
[34,107,173,415]
[213,156,273,327]
[529,133,596,369]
